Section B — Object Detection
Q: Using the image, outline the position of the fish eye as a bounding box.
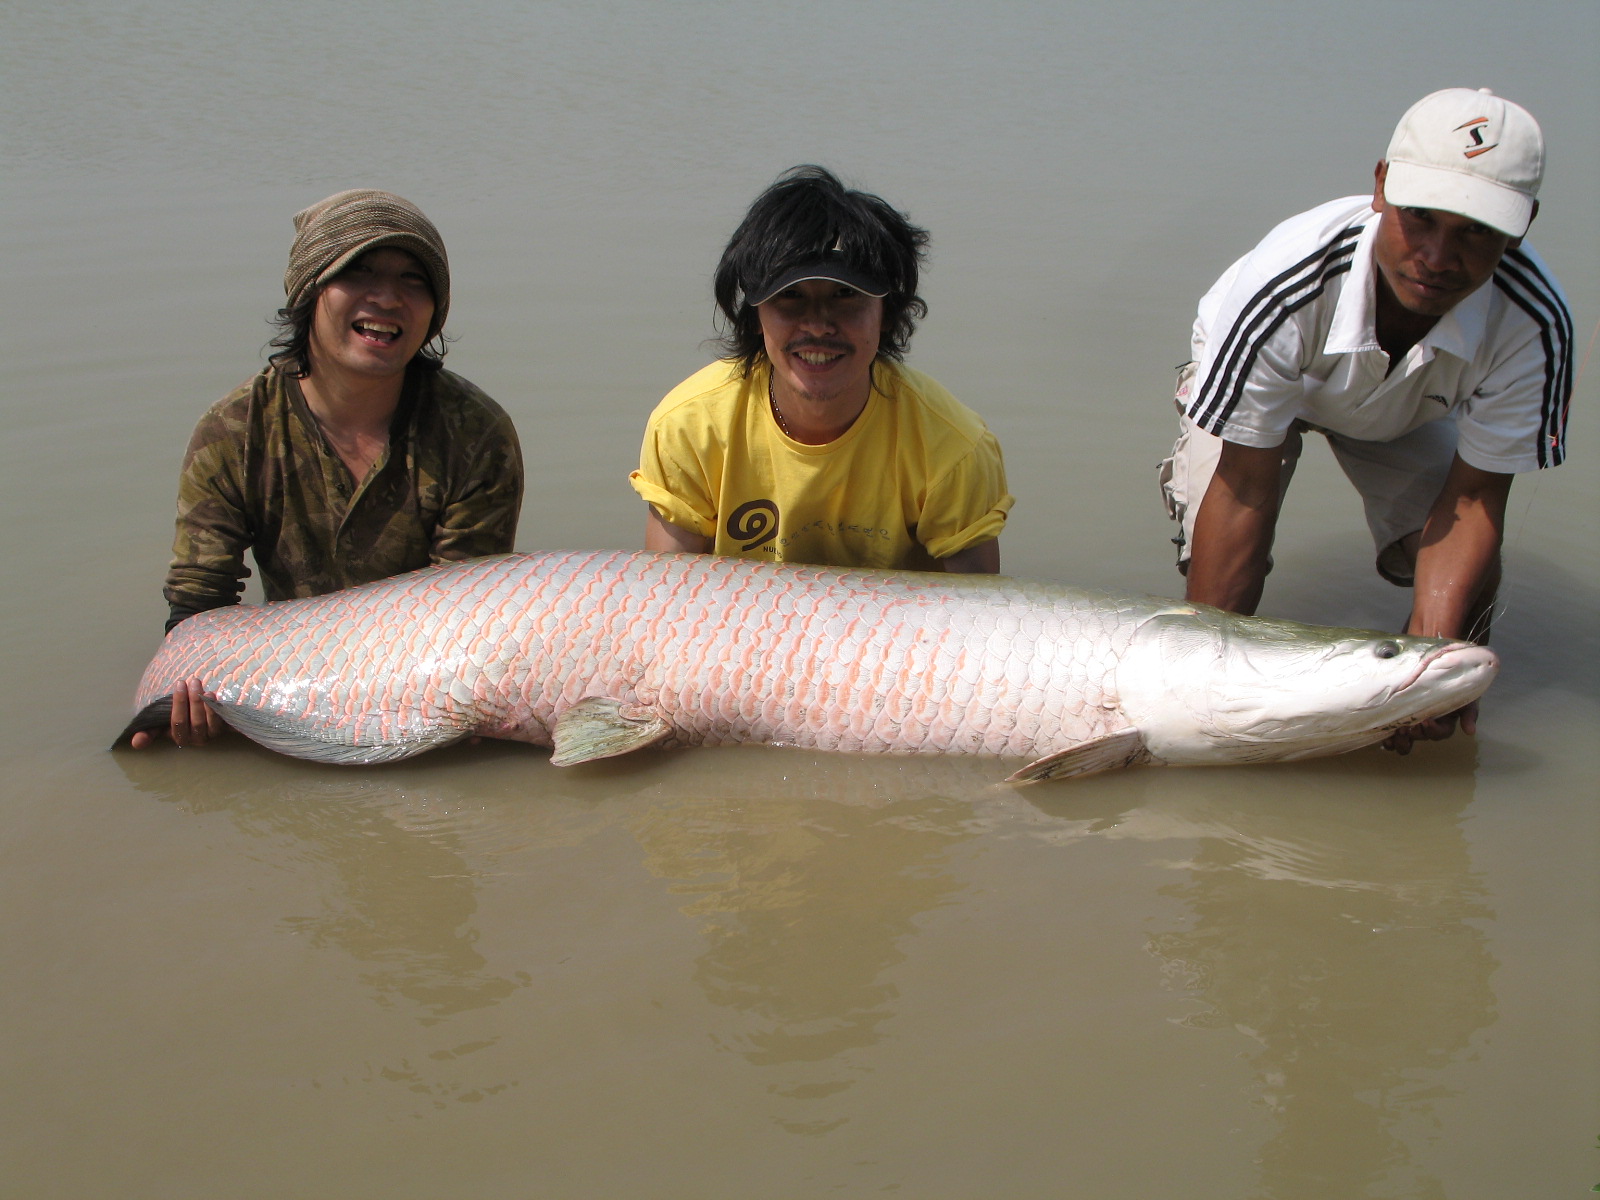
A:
[1373,640,1400,659]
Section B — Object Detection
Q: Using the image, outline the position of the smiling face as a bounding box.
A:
[1371,162,1517,320]
[757,278,884,409]
[306,246,436,382]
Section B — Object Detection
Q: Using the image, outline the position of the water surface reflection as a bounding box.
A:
[112,745,1009,1130]
[1033,757,1493,1198]
[628,773,978,1133]
[115,735,1500,1186]
[120,752,546,1025]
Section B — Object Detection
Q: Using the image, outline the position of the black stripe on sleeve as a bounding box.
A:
[1493,250,1574,468]
[1189,225,1364,433]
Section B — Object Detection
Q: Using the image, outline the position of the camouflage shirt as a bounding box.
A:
[163,363,523,630]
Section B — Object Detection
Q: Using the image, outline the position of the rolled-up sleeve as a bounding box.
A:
[430,406,524,561]
[629,408,720,538]
[917,429,1014,559]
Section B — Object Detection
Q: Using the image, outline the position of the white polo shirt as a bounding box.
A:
[1184,195,1572,473]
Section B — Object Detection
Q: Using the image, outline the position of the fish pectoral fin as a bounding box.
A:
[550,697,672,767]
[1006,729,1152,783]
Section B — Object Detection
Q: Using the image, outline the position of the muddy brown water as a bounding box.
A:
[3,2,1597,1195]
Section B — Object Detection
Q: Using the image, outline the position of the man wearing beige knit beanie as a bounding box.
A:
[132,190,524,749]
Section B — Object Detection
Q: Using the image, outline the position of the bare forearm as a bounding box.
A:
[940,538,1000,574]
[645,506,713,554]
[1187,473,1282,618]
[1183,440,1283,615]
[1186,500,1274,613]
[1379,459,1510,753]
[1407,488,1506,643]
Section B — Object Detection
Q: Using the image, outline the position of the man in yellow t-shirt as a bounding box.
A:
[630,165,1013,573]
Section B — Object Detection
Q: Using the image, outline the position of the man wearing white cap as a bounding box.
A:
[1159,88,1573,751]
[632,165,1012,572]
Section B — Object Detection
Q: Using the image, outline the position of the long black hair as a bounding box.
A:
[712,165,929,373]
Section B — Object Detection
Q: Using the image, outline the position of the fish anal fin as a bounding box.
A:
[551,697,672,767]
[1006,729,1151,783]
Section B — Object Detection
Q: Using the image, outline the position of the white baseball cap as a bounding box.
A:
[1383,88,1543,238]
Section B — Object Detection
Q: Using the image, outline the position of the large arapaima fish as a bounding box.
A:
[115,551,1498,782]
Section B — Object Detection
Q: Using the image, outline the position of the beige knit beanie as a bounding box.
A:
[284,190,450,340]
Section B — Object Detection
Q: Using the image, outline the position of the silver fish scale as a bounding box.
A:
[135,550,1158,761]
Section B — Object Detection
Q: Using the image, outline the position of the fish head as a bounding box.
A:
[1115,604,1500,765]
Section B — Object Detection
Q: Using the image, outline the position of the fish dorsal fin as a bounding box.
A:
[1005,729,1151,783]
[550,697,672,767]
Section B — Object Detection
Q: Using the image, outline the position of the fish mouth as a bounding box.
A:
[1394,641,1499,695]
[1372,641,1500,731]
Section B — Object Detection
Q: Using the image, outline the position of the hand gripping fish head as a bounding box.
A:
[1112,604,1499,766]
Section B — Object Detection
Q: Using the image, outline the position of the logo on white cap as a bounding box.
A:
[1455,118,1496,159]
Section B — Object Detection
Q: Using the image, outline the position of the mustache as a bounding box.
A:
[1408,268,1468,287]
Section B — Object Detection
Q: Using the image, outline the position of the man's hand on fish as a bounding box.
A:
[127,677,224,749]
[1383,699,1479,755]
[1377,470,1505,756]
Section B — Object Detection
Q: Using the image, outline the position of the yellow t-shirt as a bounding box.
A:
[630,358,1013,569]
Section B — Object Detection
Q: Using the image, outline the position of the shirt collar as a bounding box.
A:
[1324,209,1492,361]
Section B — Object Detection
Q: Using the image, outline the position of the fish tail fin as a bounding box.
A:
[111,698,173,750]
